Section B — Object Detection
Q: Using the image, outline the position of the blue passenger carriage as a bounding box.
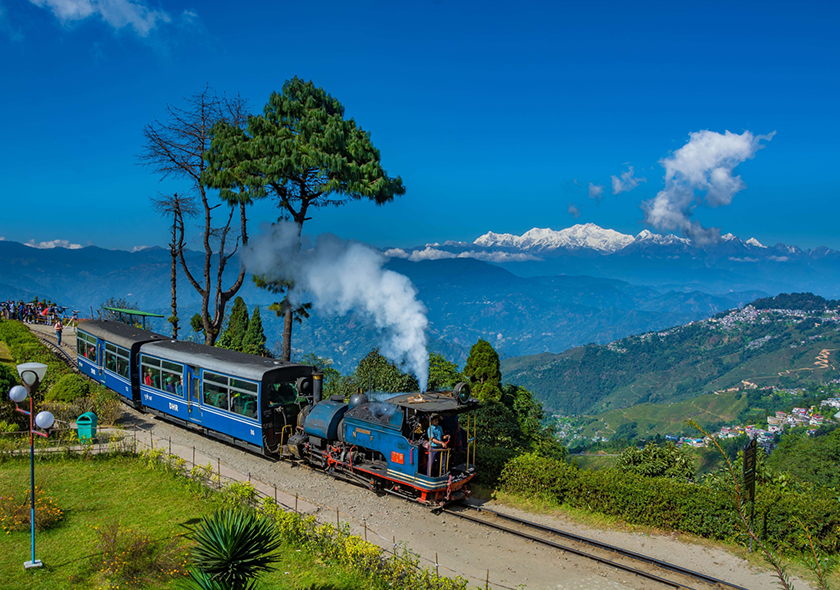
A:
[136,340,314,454]
[76,320,166,408]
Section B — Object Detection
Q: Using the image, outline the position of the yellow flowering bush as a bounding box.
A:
[0,485,64,533]
[94,520,189,588]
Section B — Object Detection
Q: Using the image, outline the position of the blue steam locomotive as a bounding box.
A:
[77,320,478,504]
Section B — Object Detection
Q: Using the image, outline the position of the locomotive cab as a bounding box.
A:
[294,383,479,505]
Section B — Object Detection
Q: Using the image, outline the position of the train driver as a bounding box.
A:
[427,414,450,476]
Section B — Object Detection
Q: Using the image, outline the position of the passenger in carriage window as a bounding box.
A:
[176,377,183,397]
[165,375,176,393]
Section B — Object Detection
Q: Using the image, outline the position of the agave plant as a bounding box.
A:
[185,507,283,590]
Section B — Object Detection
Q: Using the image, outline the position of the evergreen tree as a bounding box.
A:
[217,297,249,351]
[204,77,405,360]
[347,348,419,395]
[242,305,270,357]
[427,352,464,391]
[464,339,503,401]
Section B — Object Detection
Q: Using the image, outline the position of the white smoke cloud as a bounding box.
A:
[642,130,775,243]
[25,238,83,249]
[611,165,646,194]
[568,203,581,218]
[588,183,604,202]
[244,222,430,390]
[28,0,171,37]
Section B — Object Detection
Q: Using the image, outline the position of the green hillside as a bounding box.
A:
[567,390,748,443]
[502,292,840,415]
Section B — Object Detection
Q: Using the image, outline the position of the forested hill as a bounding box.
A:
[502,293,840,415]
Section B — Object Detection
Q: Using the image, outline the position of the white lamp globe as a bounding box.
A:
[35,411,55,430]
[9,385,27,403]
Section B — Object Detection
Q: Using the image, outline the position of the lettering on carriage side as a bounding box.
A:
[144,393,152,402]
[90,368,96,376]
[250,429,255,436]
[169,402,179,412]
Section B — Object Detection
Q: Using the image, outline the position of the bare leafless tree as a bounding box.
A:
[151,191,199,338]
[139,87,252,345]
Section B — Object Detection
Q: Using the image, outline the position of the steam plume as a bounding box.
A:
[243,222,429,391]
[642,129,774,243]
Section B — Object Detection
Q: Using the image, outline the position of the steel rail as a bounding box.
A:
[30,332,77,371]
[442,504,750,590]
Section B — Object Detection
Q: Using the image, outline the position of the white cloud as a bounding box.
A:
[642,130,775,243]
[462,250,541,263]
[385,246,540,263]
[568,203,581,218]
[383,248,409,259]
[728,256,758,263]
[25,238,83,249]
[406,247,457,262]
[611,165,646,194]
[769,255,789,262]
[130,245,150,252]
[588,183,604,202]
[28,0,171,37]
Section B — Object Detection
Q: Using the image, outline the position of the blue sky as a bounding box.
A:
[1,0,838,251]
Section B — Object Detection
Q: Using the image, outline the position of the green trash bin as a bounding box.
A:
[77,412,98,443]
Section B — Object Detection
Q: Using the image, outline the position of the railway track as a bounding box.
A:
[441,503,751,590]
[30,331,77,371]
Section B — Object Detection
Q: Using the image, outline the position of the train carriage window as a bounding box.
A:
[229,378,258,418]
[161,360,183,396]
[141,356,162,389]
[105,350,117,373]
[203,371,230,411]
[78,332,97,362]
[117,356,129,379]
[266,382,298,407]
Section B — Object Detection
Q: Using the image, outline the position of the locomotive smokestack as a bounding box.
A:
[312,370,323,404]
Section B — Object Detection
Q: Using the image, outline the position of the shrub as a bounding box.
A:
[0,485,64,533]
[474,446,520,487]
[94,520,189,588]
[500,452,578,504]
[46,373,90,403]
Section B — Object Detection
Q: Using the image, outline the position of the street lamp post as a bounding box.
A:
[9,362,54,570]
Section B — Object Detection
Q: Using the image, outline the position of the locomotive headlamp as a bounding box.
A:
[454,382,471,404]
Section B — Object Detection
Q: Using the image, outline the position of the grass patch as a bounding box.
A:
[0,341,13,367]
[0,455,381,589]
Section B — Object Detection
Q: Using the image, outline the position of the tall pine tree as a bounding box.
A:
[463,339,503,401]
[204,77,405,360]
[242,305,270,357]
[217,297,249,351]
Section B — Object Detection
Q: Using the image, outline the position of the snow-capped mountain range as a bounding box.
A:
[387,223,803,261]
[385,223,840,296]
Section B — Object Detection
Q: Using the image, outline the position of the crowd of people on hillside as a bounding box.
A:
[1,298,76,327]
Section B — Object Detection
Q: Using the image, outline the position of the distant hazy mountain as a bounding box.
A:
[386,223,840,296]
[0,240,762,372]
